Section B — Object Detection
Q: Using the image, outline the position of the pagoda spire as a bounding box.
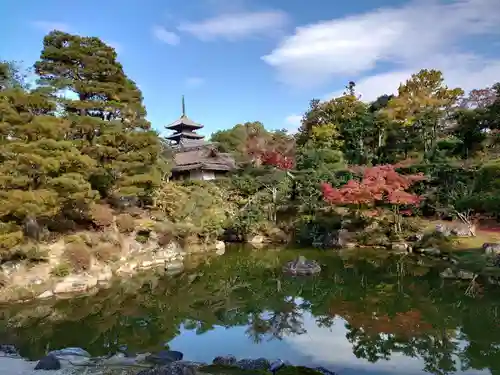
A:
[181,95,186,117]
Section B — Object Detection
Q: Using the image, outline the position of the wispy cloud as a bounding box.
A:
[262,0,500,100]
[178,10,289,41]
[185,77,205,88]
[152,25,180,46]
[31,21,70,32]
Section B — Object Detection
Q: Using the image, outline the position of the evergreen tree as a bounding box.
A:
[35,31,166,203]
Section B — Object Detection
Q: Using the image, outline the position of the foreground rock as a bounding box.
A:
[283,256,321,276]
[2,346,338,375]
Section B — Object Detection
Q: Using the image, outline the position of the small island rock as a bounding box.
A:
[34,354,61,370]
[283,256,321,276]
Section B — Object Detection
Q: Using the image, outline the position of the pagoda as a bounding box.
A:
[165,96,204,144]
[165,96,236,181]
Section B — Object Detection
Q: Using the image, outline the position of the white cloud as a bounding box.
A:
[178,10,289,41]
[185,77,205,88]
[262,0,500,96]
[31,21,70,32]
[152,25,180,45]
[285,114,302,134]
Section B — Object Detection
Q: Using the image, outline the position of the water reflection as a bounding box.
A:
[1,248,500,374]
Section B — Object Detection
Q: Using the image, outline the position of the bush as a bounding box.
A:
[116,214,135,233]
[135,231,149,244]
[90,204,114,228]
[0,230,24,261]
[93,242,121,263]
[63,243,92,272]
[15,244,49,262]
[50,263,71,277]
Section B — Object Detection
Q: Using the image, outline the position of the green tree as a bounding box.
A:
[0,63,97,258]
[384,69,463,159]
[34,30,165,203]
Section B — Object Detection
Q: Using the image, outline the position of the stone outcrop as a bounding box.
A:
[0,225,225,303]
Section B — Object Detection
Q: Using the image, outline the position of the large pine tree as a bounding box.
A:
[35,31,166,203]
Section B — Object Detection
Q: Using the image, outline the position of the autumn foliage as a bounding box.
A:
[260,150,294,170]
[321,165,425,208]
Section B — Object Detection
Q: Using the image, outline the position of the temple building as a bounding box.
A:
[165,97,236,181]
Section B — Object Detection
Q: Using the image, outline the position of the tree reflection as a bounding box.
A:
[2,249,500,374]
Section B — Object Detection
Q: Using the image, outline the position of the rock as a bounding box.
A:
[235,358,270,371]
[483,243,500,256]
[269,359,286,372]
[145,350,184,365]
[421,247,441,256]
[213,355,237,366]
[440,268,455,279]
[137,362,197,375]
[48,347,90,358]
[53,275,97,294]
[102,353,143,366]
[315,366,338,375]
[34,354,61,370]
[440,267,475,280]
[248,235,266,245]
[456,270,475,280]
[37,290,54,299]
[0,344,18,356]
[408,233,424,242]
[215,241,225,255]
[96,265,113,283]
[283,256,321,276]
[391,242,410,252]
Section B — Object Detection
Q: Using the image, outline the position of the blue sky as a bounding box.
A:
[1,0,499,138]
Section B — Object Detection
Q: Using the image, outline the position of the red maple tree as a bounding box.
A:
[320,165,425,232]
[260,150,294,170]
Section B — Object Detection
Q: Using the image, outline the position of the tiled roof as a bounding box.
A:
[171,147,236,172]
[166,131,205,140]
[166,115,203,130]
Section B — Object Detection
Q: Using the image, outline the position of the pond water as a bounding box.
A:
[1,247,500,375]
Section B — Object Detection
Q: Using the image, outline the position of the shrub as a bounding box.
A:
[90,204,114,228]
[116,214,135,233]
[0,230,24,261]
[93,242,121,263]
[50,263,71,277]
[135,231,149,244]
[16,244,49,262]
[63,243,92,272]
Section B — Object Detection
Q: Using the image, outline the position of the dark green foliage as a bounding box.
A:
[0,32,168,258]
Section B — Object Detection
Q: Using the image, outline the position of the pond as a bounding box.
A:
[1,246,500,375]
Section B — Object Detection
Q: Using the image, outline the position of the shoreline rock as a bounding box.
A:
[2,346,338,375]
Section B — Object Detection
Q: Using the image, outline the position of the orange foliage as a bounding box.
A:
[321,165,426,208]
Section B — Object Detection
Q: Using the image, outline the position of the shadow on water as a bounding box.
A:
[1,246,500,374]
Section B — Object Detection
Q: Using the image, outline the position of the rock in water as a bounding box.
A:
[48,347,90,358]
[146,350,184,365]
[315,366,338,375]
[34,354,61,370]
[283,256,321,276]
[236,358,270,371]
[213,355,237,366]
[137,362,197,375]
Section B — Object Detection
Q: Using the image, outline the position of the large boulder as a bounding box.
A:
[283,256,321,276]
[483,243,500,256]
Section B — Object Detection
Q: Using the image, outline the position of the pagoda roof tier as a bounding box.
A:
[166,115,203,130]
[166,131,205,141]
